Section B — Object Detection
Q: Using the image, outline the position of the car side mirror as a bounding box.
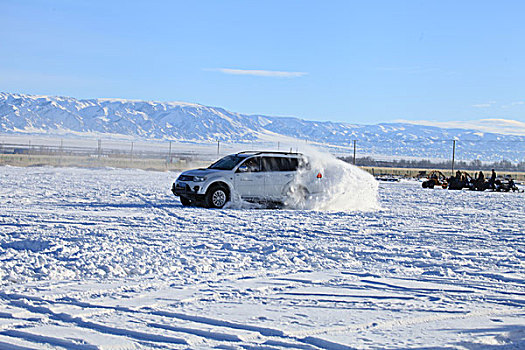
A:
[237,165,248,173]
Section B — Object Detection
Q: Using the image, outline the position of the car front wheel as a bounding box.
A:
[205,185,229,209]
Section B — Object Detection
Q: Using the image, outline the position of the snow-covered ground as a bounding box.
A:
[0,166,524,349]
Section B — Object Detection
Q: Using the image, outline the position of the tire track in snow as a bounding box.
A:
[130,192,189,222]
[0,330,98,350]
[0,339,38,350]
[1,292,358,350]
[287,308,521,339]
[147,323,243,342]
[2,292,284,347]
[3,299,188,347]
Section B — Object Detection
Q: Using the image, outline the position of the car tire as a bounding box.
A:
[205,185,229,209]
[180,197,192,206]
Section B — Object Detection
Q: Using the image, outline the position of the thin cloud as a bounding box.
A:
[472,101,496,108]
[395,118,525,136]
[207,68,308,78]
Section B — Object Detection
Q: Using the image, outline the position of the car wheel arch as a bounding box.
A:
[205,181,231,208]
[206,181,231,195]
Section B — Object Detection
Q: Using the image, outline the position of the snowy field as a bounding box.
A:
[0,165,524,349]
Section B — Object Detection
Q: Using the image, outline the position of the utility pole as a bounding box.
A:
[451,140,456,175]
[130,142,134,162]
[97,139,102,159]
[353,140,357,165]
[277,141,280,150]
[168,141,172,164]
[217,140,220,155]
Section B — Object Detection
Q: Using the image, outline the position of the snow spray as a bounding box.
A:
[288,148,379,211]
[226,148,379,211]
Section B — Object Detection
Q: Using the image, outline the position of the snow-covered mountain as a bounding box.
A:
[1,92,523,162]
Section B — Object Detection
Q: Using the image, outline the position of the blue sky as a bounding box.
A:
[2,0,525,125]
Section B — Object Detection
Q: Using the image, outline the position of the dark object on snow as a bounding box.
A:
[495,176,522,192]
[448,171,472,190]
[422,170,448,189]
[488,169,497,190]
[469,171,489,190]
[375,175,401,182]
[471,178,491,191]
[477,171,485,182]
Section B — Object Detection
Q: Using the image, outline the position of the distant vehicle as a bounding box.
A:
[171,151,323,208]
[375,175,401,182]
[448,171,472,190]
[422,170,448,189]
[495,176,523,192]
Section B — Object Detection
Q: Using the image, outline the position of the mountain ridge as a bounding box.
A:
[1,92,524,162]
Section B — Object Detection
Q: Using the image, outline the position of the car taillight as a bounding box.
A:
[317,172,323,179]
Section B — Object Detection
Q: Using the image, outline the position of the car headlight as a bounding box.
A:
[193,176,206,182]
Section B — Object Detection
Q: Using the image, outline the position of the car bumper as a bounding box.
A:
[172,182,205,201]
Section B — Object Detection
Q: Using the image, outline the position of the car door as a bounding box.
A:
[233,157,265,199]
[261,156,297,200]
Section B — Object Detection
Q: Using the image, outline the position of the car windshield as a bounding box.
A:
[208,154,248,170]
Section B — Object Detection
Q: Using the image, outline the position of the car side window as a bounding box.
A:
[280,158,299,171]
[237,157,260,172]
[261,157,278,172]
[261,157,299,172]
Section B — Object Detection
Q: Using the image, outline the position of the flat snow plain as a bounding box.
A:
[0,166,524,349]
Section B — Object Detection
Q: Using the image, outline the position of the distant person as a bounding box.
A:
[475,170,486,191]
[489,169,497,190]
[508,177,519,192]
[478,171,485,182]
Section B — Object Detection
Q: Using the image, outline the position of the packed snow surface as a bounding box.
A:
[0,166,524,349]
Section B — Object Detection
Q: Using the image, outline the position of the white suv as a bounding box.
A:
[171,151,322,208]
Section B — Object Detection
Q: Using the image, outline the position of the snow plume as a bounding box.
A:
[226,148,379,211]
[295,148,379,211]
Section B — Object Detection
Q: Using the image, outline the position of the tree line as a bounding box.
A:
[339,156,525,172]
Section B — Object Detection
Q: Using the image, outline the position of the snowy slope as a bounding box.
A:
[1,92,524,161]
[0,165,523,349]
[0,92,262,141]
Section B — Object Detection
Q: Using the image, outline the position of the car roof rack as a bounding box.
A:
[236,151,303,156]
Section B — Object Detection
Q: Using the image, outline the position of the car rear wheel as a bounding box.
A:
[284,185,309,208]
[205,185,229,209]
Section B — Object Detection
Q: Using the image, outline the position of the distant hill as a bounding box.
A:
[1,92,523,162]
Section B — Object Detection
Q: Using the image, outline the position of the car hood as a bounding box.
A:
[181,168,228,177]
